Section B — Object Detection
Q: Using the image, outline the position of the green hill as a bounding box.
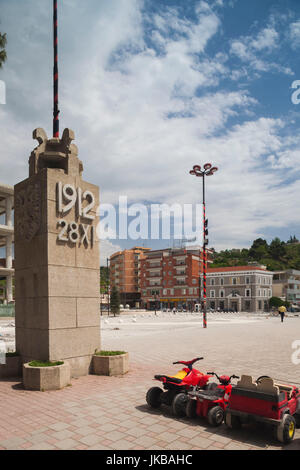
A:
[210,236,300,271]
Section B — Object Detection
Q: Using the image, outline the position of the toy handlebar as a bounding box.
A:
[173,357,204,369]
[207,372,240,383]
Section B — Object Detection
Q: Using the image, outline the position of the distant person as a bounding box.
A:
[278,305,287,323]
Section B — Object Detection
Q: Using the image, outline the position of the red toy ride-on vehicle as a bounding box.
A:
[146,357,212,417]
[186,372,240,426]
[225,375,300,444]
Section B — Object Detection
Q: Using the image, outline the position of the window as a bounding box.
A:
[163,289,167,295]
[211,279,215,286]
[192,279,197,284]
[220,278,224,286]
[194,288,197,294]
[258,300,262,310]
[182,289,186,295]
[245,289,251,298]
[232,278,237,285]
[246,277,250,285]
[210,290,215,298]
[189,288,193,295]
[220,290,225,298]
[170,288,174,295]
[168,271,172,275]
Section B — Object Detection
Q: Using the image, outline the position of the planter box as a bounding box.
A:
[23,362,71,391]
[0,356,22,379]
[92,352,129,376]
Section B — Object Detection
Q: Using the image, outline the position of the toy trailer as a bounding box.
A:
[225,375,300,444]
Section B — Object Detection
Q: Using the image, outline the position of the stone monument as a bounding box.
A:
[14,128,100,377]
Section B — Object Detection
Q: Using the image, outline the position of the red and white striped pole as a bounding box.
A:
[202,177,207,329]
[53,0,59,138]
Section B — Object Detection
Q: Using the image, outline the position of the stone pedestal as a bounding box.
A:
[14,128,100,377]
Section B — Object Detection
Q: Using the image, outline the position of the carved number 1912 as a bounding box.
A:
[57,182,95,220]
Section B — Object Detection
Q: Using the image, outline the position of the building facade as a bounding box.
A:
[140,246,211,310]
[206,266,273,312]
[110,247,151,307]
[272,269,300,304]
[0,183,14,303]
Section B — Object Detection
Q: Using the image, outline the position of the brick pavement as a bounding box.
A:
[0,313,300,450]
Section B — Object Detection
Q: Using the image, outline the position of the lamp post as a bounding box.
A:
[189,163,218,328]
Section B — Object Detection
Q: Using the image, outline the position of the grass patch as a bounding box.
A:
[94,350,126,356]
[28,360,64,367]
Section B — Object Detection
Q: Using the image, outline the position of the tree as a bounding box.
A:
[269,237,286,260]
[100,266,109,295]
[249,238,269,261]
[269,296,284,308]
[0,32,7,68]
[110,285,120,316]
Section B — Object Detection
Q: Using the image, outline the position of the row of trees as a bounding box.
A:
[211,236,300,271]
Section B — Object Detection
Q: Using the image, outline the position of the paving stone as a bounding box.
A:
[54,439,79,450]
[48,422,71,432]
[1,315,300,451]
[78,434,103,446]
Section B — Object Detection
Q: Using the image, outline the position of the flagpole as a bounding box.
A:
[53,0,59,138]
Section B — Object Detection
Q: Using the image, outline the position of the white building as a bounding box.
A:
[0,183,14,303]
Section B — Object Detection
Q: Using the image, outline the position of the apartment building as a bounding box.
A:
[110,247,151,307]
[272,269,300,304]
[206,266,273,312]
[140,246,211,310]
[0,183,14,303]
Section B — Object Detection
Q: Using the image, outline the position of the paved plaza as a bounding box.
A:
[0,312,300,450]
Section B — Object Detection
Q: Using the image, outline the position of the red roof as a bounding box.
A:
[207,266,266,273]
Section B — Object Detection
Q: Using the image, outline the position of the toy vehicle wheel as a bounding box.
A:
[276,414,296,444]
[146,387,163,408]
[186,398,197,418]
[172,393,188,417]
[207,406,224,426]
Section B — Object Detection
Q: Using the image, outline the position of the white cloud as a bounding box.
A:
[0,0,299,255]
[230,24,293,76]
[289,20,300,49]
[100,239,122,266]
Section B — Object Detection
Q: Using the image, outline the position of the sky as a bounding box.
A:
[1,0,300,264]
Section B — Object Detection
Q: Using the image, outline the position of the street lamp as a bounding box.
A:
[189,163,218,328]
